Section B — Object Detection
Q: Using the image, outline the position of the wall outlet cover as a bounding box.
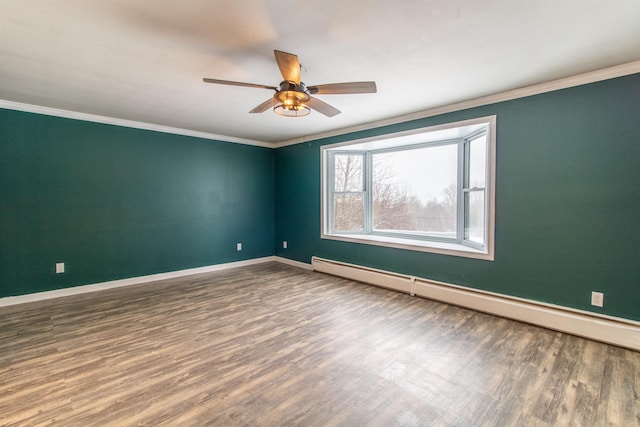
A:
[55,262,65,274]
[591,291,604,307]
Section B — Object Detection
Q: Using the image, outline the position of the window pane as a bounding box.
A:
[465,190,485,245]
[372,145,457,238]
[468,135,487,188]
[334,154,363,192]
[334,193,364,232]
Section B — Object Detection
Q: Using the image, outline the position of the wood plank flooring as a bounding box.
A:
[1,262,638,426]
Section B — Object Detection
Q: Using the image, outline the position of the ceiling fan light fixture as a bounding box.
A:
[273,89,311,117]
[274,103,311,117]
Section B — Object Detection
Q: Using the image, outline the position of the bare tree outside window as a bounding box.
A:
[322,116,494,259]
[372,145,457,238]
[333,154,364,231]
[333,147,458,237]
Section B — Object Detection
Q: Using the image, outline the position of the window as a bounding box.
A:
[321,116,496,260]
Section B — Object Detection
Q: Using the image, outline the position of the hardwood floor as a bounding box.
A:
[1,262,638,426]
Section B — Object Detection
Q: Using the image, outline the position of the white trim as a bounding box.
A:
[274,60,640,148]
[0,100,272,148]
[0,256,277,307]
[311,256,640,351]
[320,233,492,260]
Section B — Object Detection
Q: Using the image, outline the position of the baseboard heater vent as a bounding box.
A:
[312,256,414,294]
[311,256,640,351]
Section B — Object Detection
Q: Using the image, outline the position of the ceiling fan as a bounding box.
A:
[203,50,376,117]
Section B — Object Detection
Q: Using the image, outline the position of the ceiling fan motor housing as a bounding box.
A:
[276,81,310,103]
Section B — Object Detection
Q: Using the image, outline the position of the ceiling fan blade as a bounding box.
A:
[274,50,300,84]
[249,97,278,114]
[307,96,341,117]
[203,78,277,91]
[308,81,377,95]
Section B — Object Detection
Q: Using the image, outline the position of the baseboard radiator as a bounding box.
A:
[311,256,640,351]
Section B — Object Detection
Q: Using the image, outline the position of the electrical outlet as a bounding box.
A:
[236,243,242,251]
[591,291,604,307]
[283,241,288,249]
[55,262,65,274]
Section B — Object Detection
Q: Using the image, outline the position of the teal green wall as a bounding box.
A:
[274,73,640,321]
[2,74,639,322]
[1,109,274,297]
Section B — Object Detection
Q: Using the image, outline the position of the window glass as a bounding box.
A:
[321,116,495,260]
[334,154,363,192]
[333,194,364,232]
[468,135,487,188]
[465,191,485,245]
[372,144,457,239]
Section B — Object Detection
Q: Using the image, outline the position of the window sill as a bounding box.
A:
[322,232,494,261]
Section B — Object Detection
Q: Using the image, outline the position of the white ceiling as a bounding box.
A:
[2,0,640,145]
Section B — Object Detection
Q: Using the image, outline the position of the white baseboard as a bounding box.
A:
[311,256,640,351]
[5,255,638,351]
[0,256,278,307]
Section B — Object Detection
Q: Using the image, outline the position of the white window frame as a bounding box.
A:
[321,116,496,260]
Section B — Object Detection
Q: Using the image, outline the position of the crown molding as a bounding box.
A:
[2,60,639,149]
[0,100,273,148]
[272,60,640,148]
